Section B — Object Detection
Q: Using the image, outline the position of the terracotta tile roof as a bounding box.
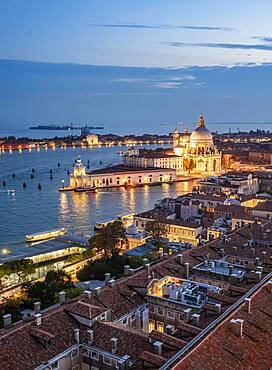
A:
[139,351,167,367]
[66,301,105,319]
[172,283,272,370]
[150,330,187,349]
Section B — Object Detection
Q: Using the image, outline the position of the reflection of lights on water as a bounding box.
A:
[1,248,10,255]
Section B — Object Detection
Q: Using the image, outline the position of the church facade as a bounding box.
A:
[123,114,222,176]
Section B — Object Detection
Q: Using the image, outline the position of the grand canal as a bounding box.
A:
[0,146,196,259]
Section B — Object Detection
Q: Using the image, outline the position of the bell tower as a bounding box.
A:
[173,128,180,148]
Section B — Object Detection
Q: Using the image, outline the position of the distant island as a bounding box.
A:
[29,124,104,130]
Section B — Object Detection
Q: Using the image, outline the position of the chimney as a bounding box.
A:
[59,291,65,304]
[142,258,149,266]
[2,314,11,328]
[262,251,267,261]
[251,248,255,257]
[267,280,272,293]
[255,257,260,266]
[185,262,190,278]
[191,313,200,326]
[84,281,90,290]
[244,297,251,314]
[108,278,115,287]
[183,308,192,323]
[255,270,262,281]
[34,313,42,326]
[230,318,244,337]
[128,268,134,275]
[220,248,224,258]
[111,337,118,354]
[177,254,183,264]
[84,290,92,299]
[87,329,94,345]
[215,303,222,315]
[74,328,80,344]
[33,301,41,313]
[233,246,237,255]
[95,286,101,295]
[229,265,234,276]
[153,341,163,356]
[105,273,111,284]
[124,265,130,276]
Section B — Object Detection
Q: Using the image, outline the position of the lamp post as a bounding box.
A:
[61,179,64,189]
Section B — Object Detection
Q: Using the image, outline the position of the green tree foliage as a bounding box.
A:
[25,270,76,307]
[77,254,143,281]
[0,259,36,284]
[145,216,169,250]
[183,158,195,174]
[89,220,127,258]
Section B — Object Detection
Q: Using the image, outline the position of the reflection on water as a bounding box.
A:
[0,146,196,259]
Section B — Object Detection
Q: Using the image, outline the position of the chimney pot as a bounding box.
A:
[191,313,200,326]
[111,337,118,354]
[128,268,134,275]
[185,262,190,278]
[142,258,149,266]
[183,308,192,323]
[95,286,101,294]
[244,298,251,314]
[230,318,244,337]
[177,254,183,264]
[33,301,41,313]
[153,341,163,356]
[2,314,12,328]
[87,329,94,345]
[34,313,42,326]
[124,265,130,276]
[105,273,111,283]
[74,328,80,344]
[84,290,92,299]
[108,278,115,287]
[59,291,65,304]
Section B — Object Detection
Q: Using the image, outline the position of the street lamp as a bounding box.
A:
[61,179,64,189]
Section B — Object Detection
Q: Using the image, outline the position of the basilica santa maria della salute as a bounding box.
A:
[172,114,222,174]
[123,114,222,176]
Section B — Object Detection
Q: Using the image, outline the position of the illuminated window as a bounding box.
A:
[157,321,164,333]
[149,319,155,332]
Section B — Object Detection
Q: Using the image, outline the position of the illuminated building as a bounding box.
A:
[123,114,222,176]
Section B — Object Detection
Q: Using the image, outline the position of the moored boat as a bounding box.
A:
[25,228,67,242]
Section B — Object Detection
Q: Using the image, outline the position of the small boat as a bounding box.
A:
[75,187,96,193]
[25,228,67,242]
[7,189,16,194]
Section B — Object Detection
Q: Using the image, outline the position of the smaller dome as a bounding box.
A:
[126,224,138,235]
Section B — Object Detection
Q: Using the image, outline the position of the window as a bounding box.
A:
[51,361,59,370]
[149,319,155,332]
[71,349,79,358]
[103,356,111,365]
[82,348,89,356]
[157,321,164,333]
[91,351,99,360]
[149,305,155,313]
[122,317,128,326]
[157,308,164,316]
[167,311,175,318]
[100,312,106,321]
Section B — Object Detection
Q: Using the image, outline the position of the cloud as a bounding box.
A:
[89,23,234,31]
[252,36,272,43]
[154,81,183,89]
[164,41,272,51]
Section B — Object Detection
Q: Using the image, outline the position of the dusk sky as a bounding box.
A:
[1,0,272,134]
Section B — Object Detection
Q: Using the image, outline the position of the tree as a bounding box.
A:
[90,220,127,258]
[1,259,36,284]
[145,216,169,251]
[183,158,195,174]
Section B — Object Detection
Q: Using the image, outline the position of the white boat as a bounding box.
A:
[25,228,67,242]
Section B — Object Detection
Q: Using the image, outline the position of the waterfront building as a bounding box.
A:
[198,172,259,195]
[70,158,177,189]
[1,220,272,370]
[85,134,99,146]
[123,114,222,176]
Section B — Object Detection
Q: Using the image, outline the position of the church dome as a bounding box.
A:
[190,114,213,147]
